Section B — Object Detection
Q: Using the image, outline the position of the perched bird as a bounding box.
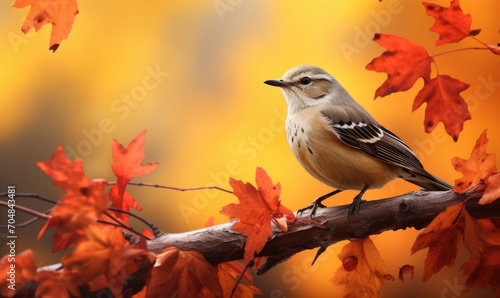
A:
[264,65,451,216]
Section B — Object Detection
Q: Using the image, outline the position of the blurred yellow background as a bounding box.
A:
[1,0,499,297]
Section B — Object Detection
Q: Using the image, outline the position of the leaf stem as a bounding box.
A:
[431,46,490,58]
[109,181,233,194]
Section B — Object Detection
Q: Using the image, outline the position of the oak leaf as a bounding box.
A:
[147,247,222,298]
[0,250,37,297]
[110,130,158,221]
[452,130,497,193]
[423,0,473,45]
[12,0,79,52]
[220,167,295,261]
[366,33,433,98]
[412,74,470,141]
[411,203,464,281]
[331,238,392,298]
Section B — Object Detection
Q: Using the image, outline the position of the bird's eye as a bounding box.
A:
[299,77,312,85]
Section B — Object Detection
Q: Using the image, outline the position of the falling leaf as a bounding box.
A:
[331,238,392,298]
[480,173,500,205]
[411,203,464,281]
[423,0,473,45]
[0,250,37,297]
[147,247,222,298]
[412,74,471,141]
[12,0,79,51]
[461,213,500,292]
[110,130,158,221]
[452,130,497,193]
[366,33,433,98]
[220,167,295,261]
[398,264,415,284]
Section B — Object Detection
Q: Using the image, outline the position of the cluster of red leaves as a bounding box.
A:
[12,0,79,52]
[0,130,158,297]
[412,129,500,295]
[0,131,269,298]
[367,0,499,141]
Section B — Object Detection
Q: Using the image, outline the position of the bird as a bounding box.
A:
[264,65,451,216]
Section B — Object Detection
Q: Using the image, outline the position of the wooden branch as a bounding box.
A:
[148,189,500,274]
[13,189,500,297]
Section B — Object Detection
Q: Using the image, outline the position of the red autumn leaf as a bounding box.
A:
[331,238,392,298]
[0,250,37,297]
[461,213,500,292]
[480,172,500,205]
[366,33,433,98]
[452,130,497,193]
[423,0,473,45]
[398,264,415,284]
[12,0,79,52]
[220,167,295,261]
[110,130,158,220]
[411,203,464,281]
[36,146,88,195]
[147,247,222,298]
[412,74,471,141]
[36,271,75,298]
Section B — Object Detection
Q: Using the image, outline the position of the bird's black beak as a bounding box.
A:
[264,79,287,87]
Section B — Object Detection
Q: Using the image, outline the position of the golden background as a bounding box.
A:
[1,0,499,297]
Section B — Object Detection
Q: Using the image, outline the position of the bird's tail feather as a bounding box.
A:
[404,173,452,191]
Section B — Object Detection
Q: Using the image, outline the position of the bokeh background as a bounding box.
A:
[1,0,499,297]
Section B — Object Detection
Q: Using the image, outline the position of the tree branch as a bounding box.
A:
[148,189,499,274]
[13,189,500,297]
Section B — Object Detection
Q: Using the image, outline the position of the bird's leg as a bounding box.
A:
[298,189,342,218]
[348,185,369,218]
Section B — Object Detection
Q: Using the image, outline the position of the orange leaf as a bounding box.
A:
[452,130,497,193]
[331,238,391,298]
[147,247,222,298]
[423,0,473,45]
[461,213,500,292]
[36,146,89,195]
[110,130,158,220]
[12,0,79,52]
[411,203,464,281]
[479,172,500,205]
[412,74,470,141]
[217,261,262,298]
[0,250,37,297]
[366,33,433,98]
[36,271,74,298]
[220,167,295,261]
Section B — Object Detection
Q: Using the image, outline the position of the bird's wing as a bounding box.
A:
[321,111,428,176]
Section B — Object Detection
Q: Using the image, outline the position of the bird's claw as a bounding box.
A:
[297,200,327,218]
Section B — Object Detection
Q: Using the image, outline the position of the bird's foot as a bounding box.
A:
[347,198,366,218]
[297,199,327,218]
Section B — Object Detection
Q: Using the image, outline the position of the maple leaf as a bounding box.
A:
[411,203,464,281]
[366,33,433,98]
[480,172,500,205]
[12,0,79,52]
[412,74,471,141]
[0,250,37,297]
[220,167,295,261]
[452,130,497,193]
[461,212,500,292]
[36,271,75,298]
[147,247,222,298]
[37,146,89,195]
[423,0,473,45]
[331,238,393,298]
[110,130,158,220]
